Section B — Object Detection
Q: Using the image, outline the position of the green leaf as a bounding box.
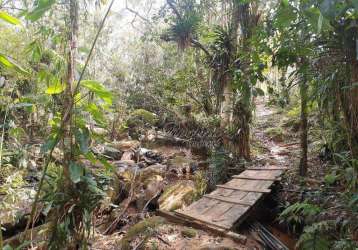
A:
[318,12,323,33]
[85,103,106,126]
[0,11,21,25]
[75,128,90,154]
[26,0,56,22]
[41,133,59,153]
[45,79,66,94]
[0,53,29,74]
[81,80,113,105]
[69,162,84,184]
[3,245,13,250]
[85,152,97,165]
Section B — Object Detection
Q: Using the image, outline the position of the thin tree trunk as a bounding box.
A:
[299,76,308,176]
[61,0,78,193]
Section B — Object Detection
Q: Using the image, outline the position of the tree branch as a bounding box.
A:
[125,0,151,23]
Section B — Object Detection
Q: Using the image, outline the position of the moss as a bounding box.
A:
[265,127,284,141]
[118,216,166,250]
[181,227,197,238]
[127,109,158,127]
[159,180,196,211]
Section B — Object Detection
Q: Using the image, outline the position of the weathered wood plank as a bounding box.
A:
[236,169,283,180]
[216,185,271,193]
[158,210,247,244]
[246,167,288,170]
[204,194,255,206]
[224,178,273,190]
[233,176,279,181]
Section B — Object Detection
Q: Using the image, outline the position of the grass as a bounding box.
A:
[265,127,285,141]
[181,227,197,238]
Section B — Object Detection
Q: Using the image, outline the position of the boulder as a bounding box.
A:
[121,150,135,161]
[167,156,197,175]
[112,140,140,151]
[92,144,123,160]
[103,146,123,160]
[158,180,196,211]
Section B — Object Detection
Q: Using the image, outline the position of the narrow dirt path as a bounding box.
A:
[253,98,299,169]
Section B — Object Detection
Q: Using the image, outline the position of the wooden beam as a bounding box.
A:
[246,167,287,171]
[216,185,271,193]
[233,176,281,181]
[158,210,247,244]
[203,194,254,206]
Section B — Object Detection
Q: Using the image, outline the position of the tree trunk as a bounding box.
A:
[299,75,308,176]
[62,0,79,187]
[340,60,358,157]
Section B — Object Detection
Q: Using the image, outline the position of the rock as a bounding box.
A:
[141,150,163,165]
[1,180,35,231]
[167,156,197,176]
[92,144,123,160]
[146,163,168,174]
[121,150,135,161]
[158,180,196,211]
[112,140,140,151]
[137,161,147,168]
[103,146,123,160]
[91,126,107,135]
[112,160,137,169]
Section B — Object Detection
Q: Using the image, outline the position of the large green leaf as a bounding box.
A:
[0,53,29,74]
[26,0,56,22]
[69,162,84,184]
[81,80,113,105]
[85,103,106,126]
[0,11,21,25]
[45,78,66,94]
[41,133,59,153]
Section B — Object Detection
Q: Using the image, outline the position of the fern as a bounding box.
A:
[279,201,321,232]
[296,220,336,250]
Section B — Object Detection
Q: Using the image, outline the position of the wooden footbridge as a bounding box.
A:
[159,166,287,243]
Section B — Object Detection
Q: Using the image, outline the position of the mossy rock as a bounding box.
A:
[159,180,196,211]
[127,109,158,127]
[181,227,197,238]
[265,127,284,142]
[118,216,166,250]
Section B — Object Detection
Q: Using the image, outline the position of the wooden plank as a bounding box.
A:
[179,200,236,229]
[224,178,273,190]
[237,169,283,180]
[246,167,288,170]
[158,210,247,244]
[233,176,280,181]
[175,210,232,230]
[216,185,271,193]
[204,194,255,206]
